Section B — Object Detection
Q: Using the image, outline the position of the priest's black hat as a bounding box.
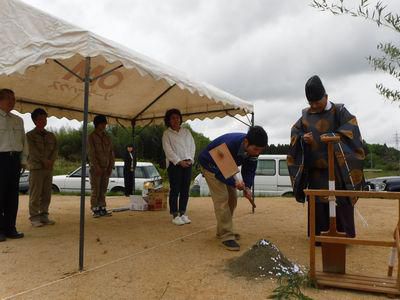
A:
[305,75,326,102]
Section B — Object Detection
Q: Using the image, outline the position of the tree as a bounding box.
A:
[311,0,400,102]
[53,124,212,179]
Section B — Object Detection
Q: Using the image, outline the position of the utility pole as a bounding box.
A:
[370,151,373,169]
[395,132,400,173]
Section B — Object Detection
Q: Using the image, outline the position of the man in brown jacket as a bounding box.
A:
[88,115,115,218]
[26,108,58,227]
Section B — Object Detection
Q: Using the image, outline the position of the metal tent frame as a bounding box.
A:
[54,57,255,271]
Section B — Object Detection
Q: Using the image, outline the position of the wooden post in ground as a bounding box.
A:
[320,135,346,274]
[310,195,316,279]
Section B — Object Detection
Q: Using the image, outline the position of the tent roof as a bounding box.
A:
[0,0,253,126]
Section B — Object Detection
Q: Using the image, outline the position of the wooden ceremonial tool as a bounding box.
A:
[209,143,239,179]
[209,143,256,211]
[245,187,256,213]
[306,190,400,296]
[388,222,400,277]
[320,134,346,274]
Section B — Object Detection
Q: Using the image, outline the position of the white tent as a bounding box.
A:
[0,0,253,125]
[0,0,254,270]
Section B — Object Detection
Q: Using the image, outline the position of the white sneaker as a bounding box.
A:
[180,215,191,224]
[172,216,185,226]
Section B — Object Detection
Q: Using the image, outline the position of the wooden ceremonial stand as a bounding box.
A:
[305,135,400,297]
[320,135,346,274]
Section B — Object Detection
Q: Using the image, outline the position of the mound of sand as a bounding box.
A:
[226,239,305,280]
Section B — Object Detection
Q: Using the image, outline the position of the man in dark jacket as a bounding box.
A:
[287,75,365,238]
[198,126,268,251]
[87,115,115,218]
[123,144,137,197]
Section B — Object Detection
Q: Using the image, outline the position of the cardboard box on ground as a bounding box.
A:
[146,188,169,211]
[130,188,169,211]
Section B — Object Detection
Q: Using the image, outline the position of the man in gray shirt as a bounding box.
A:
[0,89,28,242]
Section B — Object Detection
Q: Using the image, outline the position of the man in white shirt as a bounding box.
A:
[0,89,28,242]
[162,109,195,226]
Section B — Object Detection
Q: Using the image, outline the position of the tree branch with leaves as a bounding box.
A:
[311,0,400,102]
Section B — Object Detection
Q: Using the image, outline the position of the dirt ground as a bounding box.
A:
[0,195,399,300]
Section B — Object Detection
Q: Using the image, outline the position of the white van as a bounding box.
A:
[192,154,292,196]
[253,154,292,196]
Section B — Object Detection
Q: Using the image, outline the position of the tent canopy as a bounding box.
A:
[0,0,255,271]
[0,0,253,126]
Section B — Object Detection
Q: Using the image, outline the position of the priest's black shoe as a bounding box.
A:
[0,233,6,242]
[5,230,24,239]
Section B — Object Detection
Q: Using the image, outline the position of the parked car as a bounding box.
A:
[19,170,30,194]
[365,176,400,192]
[191,154,292,196]
[52,161,162,194]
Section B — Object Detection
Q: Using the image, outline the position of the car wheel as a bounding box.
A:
[111,187,125,194]
[52,185,60,193]
[282,192,294,197]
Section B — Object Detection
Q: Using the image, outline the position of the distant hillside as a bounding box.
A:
[364,143,400,172]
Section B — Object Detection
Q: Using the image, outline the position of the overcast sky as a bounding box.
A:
[20,0,400,148]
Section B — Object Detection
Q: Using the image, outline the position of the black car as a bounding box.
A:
[365,176,400,192]
[384,177,400,192]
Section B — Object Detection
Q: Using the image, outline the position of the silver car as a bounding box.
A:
[52,161,162,193]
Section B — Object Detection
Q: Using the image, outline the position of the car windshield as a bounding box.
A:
[70,166,89,177]
[143,165,160,178]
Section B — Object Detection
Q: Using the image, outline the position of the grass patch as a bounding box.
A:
[53,159,80,176]
[364,170,400,179]
[269,272,315,300]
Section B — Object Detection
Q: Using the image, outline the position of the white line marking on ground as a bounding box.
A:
[2,209,260,300]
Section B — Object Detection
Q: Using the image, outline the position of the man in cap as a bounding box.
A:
[0,89,28,242]
[287,75,365,239]
[26,108,58,227]
[88,115,115,217]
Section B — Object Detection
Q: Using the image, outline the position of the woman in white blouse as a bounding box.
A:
[162,109,195,226]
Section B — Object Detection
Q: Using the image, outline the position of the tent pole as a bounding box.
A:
[251,112,255,212]
[131,119,136,195]
[79,57,91,271]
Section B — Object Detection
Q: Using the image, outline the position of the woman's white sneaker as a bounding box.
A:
[180,215,191,224]
[172,216,185,226]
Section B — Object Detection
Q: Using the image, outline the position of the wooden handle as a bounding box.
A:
[322,134,340,233]
[321,135,340,143]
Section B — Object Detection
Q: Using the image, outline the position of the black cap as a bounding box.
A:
[31,108,47,122]
[305,75,326,102]
[93,115,107,127]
